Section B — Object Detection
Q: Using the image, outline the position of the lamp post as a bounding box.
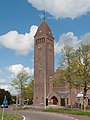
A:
[83,81,87,112]
[44,70,46,110]
[39,68,46,110]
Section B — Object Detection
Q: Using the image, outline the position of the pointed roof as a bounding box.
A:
[34,20,54,38]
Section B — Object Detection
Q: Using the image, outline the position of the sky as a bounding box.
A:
[0,0,90,95]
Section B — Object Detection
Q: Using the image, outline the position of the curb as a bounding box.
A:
[70,117,78,120]
[71,117,78,120]
[70,116,78,120]
[64,114,78,120]
[22,115,25,120]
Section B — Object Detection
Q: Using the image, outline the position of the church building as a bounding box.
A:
[33,18,54,106]
[33,18,90,107]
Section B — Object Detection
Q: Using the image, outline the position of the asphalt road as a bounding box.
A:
[18,110,76,120]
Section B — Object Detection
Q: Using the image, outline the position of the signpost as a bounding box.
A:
[2,107,4,120]
[82,82,90,112]
[2,96,8,120]
[15,97,18,116]
[83,81,87,112]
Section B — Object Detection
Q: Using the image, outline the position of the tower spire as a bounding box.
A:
[43,11,46,21]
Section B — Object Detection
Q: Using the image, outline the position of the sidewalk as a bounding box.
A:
[47,105,90,120]
[67,114,90,120]
[5,105,90,120]
[29,107,90,120]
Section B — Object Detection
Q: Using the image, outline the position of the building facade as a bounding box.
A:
[33,19,90,107]
[33,19,54,106]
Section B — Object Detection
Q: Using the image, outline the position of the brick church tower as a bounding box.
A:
[33,19,54,106]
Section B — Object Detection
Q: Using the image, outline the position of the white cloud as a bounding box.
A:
[0,25,38,55]
[0,84,18,95]
[28,0,90,19]
[80,33,90,44]
[0,79,6,84]
[9,64,34,76]
[55,32,90,53]
[0,79,14,94]
[0,84,10,91]
[9,64,24,76]
[24,67,34,76]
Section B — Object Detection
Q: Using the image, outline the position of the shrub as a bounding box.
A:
[44,108,90,116]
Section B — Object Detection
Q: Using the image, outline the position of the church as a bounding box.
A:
[33,18,90,108]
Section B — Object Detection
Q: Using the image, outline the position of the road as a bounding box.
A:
[18,110,76,120]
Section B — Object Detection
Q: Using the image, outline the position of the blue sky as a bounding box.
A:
[0,0,90,94]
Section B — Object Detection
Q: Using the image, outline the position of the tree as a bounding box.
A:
[75,44,90,92]
[55,44,90,110]
[59,45,76,109]
[11,69,30,106]
[25,80,33,104]
[74,44,90,111]
[74,44,90,85]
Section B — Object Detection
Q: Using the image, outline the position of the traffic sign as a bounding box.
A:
[2,96,8,108]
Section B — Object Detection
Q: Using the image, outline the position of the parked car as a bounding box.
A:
[1,97,8,108]
[1,104,8,108]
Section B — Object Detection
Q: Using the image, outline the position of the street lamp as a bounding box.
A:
[83,81,87,112]
[39,68,46,110]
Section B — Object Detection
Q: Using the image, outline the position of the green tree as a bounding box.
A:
[11,69,30,106]
[25,80,33,104]
[58,45,76,109]
[74,44,90,85]
[73,43,90,111]
[54,44,90,110]
[73,44,90,96]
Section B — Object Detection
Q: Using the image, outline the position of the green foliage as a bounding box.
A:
[11,70,30,91]
[60,45,76,86]
[59,44,90,86]
[44,108,90,116]
[17,107,30,110]
[10,69,30,106]
[0,112,23,120]
[0,89,12,105]
[58,46,76,109]
[57,44,90,109]
[24,80,33,104]
[74,44,90,83]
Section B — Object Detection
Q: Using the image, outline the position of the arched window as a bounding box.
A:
[51,96,58,105]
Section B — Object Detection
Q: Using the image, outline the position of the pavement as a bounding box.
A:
[18,110,76,120]
[66,114,90,120]
[46,105,90,120]
[19,107,90,120]
[1,105,90,120]
[26,105,90,120]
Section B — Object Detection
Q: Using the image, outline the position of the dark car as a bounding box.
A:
[1,97,8,108]
[1,104,8,108]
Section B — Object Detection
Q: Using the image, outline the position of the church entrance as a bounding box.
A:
[61,98,65,106]
[51,96,58,105]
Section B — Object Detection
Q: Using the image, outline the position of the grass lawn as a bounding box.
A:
[44,108,90,116]
[0,112,23,120]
